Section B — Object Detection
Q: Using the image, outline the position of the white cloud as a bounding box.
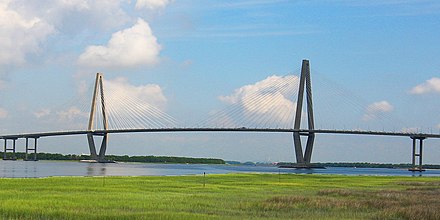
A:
[0,1,54,65]
[37,77,169,130]
[51,106,89,130]
[99,77,175,129]
[58,0,90,10]
[0,108,8,118]
[218,75,298,128]
[57,106,88,122]
[1,0,171,68]
[10,0,129,32]
[46,76,171,130]
[135,0,171,10]
[53,0,129,31]
[104,77,167,111]
[34,108,51,118]
[410,77,440,94]
[363,101,394,121]
[78,18,161,68]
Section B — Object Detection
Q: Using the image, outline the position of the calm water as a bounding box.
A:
[1,160,440,178]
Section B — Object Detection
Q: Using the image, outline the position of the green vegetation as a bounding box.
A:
[0,152,225,164]
[104,155,224,164]
[0,174,439,219]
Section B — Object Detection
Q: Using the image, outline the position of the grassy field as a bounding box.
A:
[0,173,439,219]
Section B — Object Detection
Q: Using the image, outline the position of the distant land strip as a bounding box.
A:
[0,152,225,164]
[1,152,439,169]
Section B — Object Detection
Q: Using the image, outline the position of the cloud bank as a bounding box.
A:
[0,1,54,65]
[218,75,298,128]
[1,0,170,69]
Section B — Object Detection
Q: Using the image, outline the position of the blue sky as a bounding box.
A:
[1,0,440,163]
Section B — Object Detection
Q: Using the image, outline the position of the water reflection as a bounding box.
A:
[87,163,107,176]
[1,160,37,178]
[23,161,37,177]
[411,171,423,177]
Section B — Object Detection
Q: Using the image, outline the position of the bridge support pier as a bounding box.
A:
[3,138,17,160]
[25,137,38,161]
[87,133,108,162]
[291,60,316,168]
[409,137,426,172]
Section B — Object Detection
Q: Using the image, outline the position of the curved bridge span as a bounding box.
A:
[0,60,434,171]
[1,127,435,172]
[1,128,438,139]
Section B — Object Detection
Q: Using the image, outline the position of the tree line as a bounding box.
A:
[0,152,225,164]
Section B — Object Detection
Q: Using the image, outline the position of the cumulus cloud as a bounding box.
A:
[104,77,167,111]
[218,75,298,128]
[78,18,161,68]
[1,0,171,67]
[97,77,175,129]
[0,108,8,118]
[135,0,171,10]
[53,0,129,32]
[9,0,129,32]
[410,77,440,94]
[33,77,170,130]
[363,101,394,121]
[0,1,54,65]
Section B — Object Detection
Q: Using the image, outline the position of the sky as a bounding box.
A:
[1,0,440,164]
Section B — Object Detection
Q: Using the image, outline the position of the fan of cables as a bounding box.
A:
[90,81,179,131]
[194,74,301,129]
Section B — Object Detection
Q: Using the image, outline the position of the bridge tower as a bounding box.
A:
[293,60,316,167]
[87,73,109,162]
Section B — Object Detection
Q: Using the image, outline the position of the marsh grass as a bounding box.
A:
[263,180,440,220]
[0,174,439,219]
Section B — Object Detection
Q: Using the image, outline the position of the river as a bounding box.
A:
[1,160,440,178]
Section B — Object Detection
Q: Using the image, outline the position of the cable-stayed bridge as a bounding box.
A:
[0,60,435,171]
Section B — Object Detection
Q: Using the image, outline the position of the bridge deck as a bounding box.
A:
[1,128,438,139]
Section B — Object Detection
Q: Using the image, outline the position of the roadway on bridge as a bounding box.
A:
[1,128,438,139]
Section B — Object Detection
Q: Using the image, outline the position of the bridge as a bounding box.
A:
[0,60,434,171]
